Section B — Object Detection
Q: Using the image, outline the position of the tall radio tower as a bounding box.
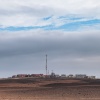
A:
[46,54,47,75]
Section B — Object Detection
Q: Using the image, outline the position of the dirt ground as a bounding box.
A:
[0,78,100,100]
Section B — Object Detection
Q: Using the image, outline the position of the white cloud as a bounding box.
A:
[0,0,100,27]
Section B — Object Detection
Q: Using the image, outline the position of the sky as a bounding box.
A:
[0,0,100,78]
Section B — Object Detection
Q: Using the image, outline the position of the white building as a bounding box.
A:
[61,74,66,78]
[88,76,95,79]
[75,74,87,78]
[68,74,74,78]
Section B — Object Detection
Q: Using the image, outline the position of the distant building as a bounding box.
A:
[61,74,66,78]
[75,74,87,78]
[17,74,28,78]
[88,76,96,79]
[12,75,17,78]
[68,74,74,78]
[50,72,56,78]
[55,74,60,78]
[31,74,43,77]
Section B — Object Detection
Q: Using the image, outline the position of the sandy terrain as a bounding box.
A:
[0,78,100,100]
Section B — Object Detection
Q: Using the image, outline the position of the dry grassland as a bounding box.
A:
[0,78,100,100]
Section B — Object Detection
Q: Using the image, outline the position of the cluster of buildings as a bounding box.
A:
[12,74,44,78]
[50,73,95,79]
[12,73,96,79]
[11,55,96,80]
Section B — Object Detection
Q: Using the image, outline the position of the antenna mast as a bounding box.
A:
[46,54,47,75]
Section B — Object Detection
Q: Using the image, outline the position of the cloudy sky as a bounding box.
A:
[0,0,100,78]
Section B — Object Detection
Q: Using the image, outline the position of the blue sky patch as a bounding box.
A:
[42,16,52,21]
[0,18,100,31]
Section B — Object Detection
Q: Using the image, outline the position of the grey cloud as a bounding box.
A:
[0,32,100,58]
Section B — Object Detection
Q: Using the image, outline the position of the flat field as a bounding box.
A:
[0,78,100,100]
